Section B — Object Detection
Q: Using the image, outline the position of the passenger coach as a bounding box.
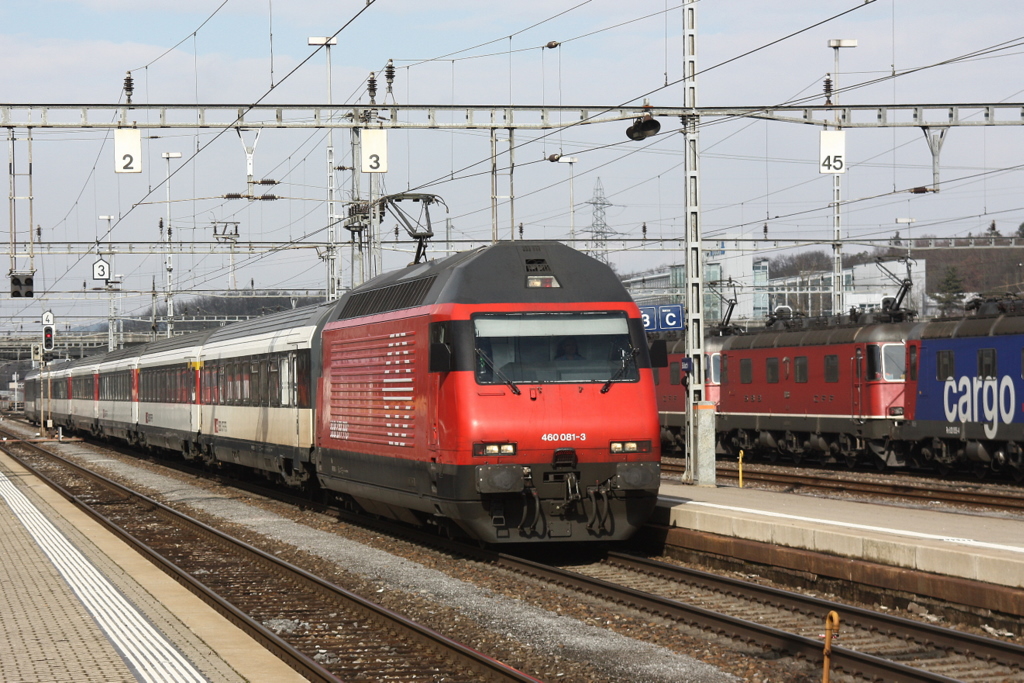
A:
[24,241,663,544]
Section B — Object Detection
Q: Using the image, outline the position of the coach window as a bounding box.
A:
[217,363,226,405]
[226,362,235,404]
[296,350,311,408]
[740,358,752,384]
[766,357,779,384]
[794,356,808,383]
[978,348,996,379]
[882,344,906,381]
[242,362,252,405]
[936,350,954,381]
[268,357,281,407]
[824,355,839,383]
[669,361,681,385]
[254,359,266,406]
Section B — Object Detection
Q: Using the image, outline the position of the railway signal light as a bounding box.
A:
[10,273,34,297]
[42,325,55,351]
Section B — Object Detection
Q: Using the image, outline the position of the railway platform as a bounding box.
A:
[651,480,1024,618]
[0,451,306,683]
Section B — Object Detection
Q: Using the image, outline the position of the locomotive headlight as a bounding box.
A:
[610,440,651,454]
[889,406,904,416]
[473,442,517,456]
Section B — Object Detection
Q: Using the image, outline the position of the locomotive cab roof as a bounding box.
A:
[333,240,632,320]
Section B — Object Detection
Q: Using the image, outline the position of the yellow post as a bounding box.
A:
[737,449,744,488]
[822,610,840,683]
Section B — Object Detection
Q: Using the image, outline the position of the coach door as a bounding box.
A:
[285,350,300,452]
[852,347,864,419]
[130,362,140,427]
[188,359,199,436]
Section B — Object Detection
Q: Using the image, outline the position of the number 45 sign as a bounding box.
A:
[819,130,846,174]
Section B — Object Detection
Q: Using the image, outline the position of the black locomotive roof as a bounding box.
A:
[334,241,632,320]
[725,321,915,351]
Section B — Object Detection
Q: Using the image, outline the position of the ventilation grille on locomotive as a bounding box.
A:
[338,275,437,319]
[525,258,552,273]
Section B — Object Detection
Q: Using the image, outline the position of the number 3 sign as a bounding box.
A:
[93,258,111,281]
[361,129,388,173]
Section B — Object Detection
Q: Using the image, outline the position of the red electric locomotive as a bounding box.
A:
[316,241,663,543]
[653,334,724,452]
[716,316,914,468]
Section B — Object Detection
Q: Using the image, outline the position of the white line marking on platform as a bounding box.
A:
[0,471,208,683]
[687,501,1024,554]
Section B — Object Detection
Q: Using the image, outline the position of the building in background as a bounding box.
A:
[622,243,927,327]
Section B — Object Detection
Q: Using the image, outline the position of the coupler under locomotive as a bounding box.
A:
[468,451,660,542]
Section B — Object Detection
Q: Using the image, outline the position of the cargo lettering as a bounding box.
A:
[942,375,1015,439]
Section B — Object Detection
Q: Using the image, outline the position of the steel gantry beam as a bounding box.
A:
[1,102,1023,130]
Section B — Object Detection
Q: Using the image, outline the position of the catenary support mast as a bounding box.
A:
[682,0,715,486]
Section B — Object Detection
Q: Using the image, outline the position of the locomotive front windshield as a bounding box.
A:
[473,312,639,385]
[866,343,907,381]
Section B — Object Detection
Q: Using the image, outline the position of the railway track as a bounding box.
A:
[141,456,1024,682]
[661,460,1024,514]
[547,552,1024,683]
[0,431,538,683]
[8,422,1023,681]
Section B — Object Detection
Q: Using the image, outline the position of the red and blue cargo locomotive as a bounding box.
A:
[709,297,1024,479]
[899,297,1024,478]
[25,241,663,542]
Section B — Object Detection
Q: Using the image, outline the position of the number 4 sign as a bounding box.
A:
[115,129,142,174]
[819,130,846,174]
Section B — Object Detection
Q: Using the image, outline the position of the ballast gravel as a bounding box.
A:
[6,422,808,682]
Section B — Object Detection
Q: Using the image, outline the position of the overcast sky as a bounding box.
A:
[2,0,1022,329]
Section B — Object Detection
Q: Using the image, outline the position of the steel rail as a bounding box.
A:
[605,552,1024,670]
[0,435,540,683]
[491,550,964,683]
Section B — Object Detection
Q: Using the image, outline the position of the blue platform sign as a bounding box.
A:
[640,304,684,331]
[658,304,684,330]
[639,306,657,331]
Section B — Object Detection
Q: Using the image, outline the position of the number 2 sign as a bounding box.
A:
[115,129,142,174]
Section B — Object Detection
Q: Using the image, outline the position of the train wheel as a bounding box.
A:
[838,434,857,469]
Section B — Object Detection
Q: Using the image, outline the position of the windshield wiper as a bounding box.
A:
[475,348,521,395]
[601,346,638,394]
